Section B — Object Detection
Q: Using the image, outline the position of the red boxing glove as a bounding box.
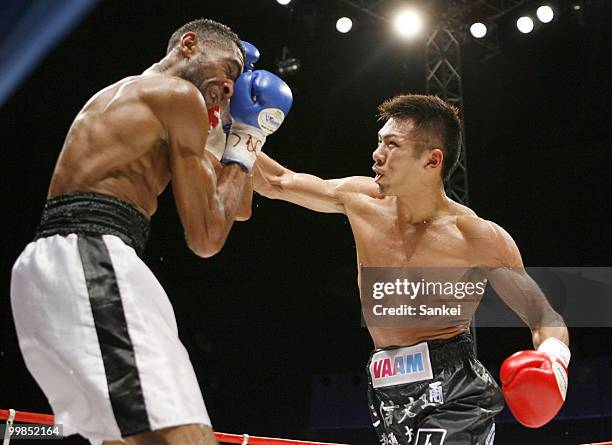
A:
[500,337,570,428]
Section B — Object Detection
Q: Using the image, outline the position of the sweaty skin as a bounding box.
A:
[48,35,252,257]
[45,34,249,445]
[253,117,568,349]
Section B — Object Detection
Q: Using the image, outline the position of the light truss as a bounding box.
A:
[425,26,469,204]
[337,0,529,205]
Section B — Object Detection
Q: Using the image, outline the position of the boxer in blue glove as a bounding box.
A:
[10,19,292,445]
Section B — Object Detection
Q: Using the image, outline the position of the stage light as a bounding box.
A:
[336,17,353,33]
[536,5,554,23]
[276,0,291,5]
[393,9,423,38]
[277,58,301,76]
[276,46,301,77]
[469,22,487,38]
[570,1,585,26]
[516,16,534,33]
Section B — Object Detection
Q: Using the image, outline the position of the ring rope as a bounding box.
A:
[0,409,349,445]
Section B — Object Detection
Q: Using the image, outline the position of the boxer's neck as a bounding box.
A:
[143,50,187,77]
[395,184,449,225]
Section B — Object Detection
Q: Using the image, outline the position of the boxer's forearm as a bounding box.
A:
[530,292,569,349]
[206,151,253,222]
[252,153,346,213]
[235,175,253,221]
[208,162,249,236]
[253,152,289,198]
[531,324,569,350]
[182,162,248,257]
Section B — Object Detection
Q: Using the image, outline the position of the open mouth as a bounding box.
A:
[203,81,222,108]
[372,166,384,182]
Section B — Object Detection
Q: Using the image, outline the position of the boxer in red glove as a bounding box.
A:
[253,94,569,443]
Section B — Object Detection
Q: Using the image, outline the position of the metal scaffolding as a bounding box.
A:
[342,0,528,205]
[424,0,527,204]
[425,25,469,204]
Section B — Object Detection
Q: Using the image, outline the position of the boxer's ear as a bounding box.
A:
[179,32,198,57]
[426,148,443,169]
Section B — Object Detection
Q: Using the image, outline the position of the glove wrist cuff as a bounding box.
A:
[230,121,267,141]
[221,159,251,173]
[221,123,267,172]
[538,337,571,368]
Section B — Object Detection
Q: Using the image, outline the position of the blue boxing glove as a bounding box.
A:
[222,70,293,172]
[240,40,260,72]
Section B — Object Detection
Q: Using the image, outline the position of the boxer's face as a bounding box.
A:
[182,40,244,110]
[372,118,440,196]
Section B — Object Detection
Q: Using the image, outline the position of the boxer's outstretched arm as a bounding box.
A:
[479,221,569,348]
[253,153,345,213]
[154,81,248,257]
[254,153,376,214]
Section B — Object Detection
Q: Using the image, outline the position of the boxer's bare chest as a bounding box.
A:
[345,195,485,345]
[345,196,477,269]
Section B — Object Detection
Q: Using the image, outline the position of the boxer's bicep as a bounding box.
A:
[281,173,346,213]
[483,225,560,329]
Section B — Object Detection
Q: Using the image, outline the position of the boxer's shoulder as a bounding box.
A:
[456,214,506,241]
[455,214,493,238]
[136,75,208,144]
[455,215,520,266]
[334,176,381,199]
[97,74,199,104]
[138,75,205,110]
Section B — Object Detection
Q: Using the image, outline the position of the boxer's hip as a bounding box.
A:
[367,332,476,386]
[35,192,150,257]
[10,211,208,440]
[366,333,503,444]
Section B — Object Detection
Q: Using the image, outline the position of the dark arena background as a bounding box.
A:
[1,0,611,444]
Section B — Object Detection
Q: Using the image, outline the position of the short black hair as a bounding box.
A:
[166,18,245,62]
[378,94,462,182]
